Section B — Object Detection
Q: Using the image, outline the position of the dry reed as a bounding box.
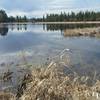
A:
[64,27,100,37]
[0,49,100,100]
[18,49,100,100]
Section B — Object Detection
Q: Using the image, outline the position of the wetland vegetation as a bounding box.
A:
[0,9,100,100]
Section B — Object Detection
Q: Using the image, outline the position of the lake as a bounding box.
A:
[0,23,100,78]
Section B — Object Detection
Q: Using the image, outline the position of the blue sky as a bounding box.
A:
[0,0,100,17]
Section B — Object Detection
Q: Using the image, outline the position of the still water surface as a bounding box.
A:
[0,24,100,75]
[0,24,100,91]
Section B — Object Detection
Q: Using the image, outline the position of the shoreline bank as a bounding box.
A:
[35,21,100,25]
[1,21,100,25]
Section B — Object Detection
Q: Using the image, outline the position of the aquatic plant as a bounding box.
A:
[63,27,100,37]
[0,92,16,100]
[17,49,100,100]
[0,49,99,100]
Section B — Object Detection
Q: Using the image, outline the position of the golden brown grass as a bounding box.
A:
[18,61,100,100]
[63,27,100,37]
[0,61,100,100]
[0,92,16,100]
[0,49,100,100]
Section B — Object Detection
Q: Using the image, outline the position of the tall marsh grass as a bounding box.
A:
[63,27,100,37]
[0,49,100,100]
[18,49,100,100]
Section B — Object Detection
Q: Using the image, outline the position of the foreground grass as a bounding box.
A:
[18,62,100,100]
[0,49,100,100]
[0,63,100,100]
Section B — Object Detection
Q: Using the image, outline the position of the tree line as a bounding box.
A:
[0,9,100,23]
[0,10,28,23]
[42,11,100,22]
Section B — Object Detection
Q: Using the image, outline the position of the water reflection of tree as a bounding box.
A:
[23,24,27,30]
[0,27,8,36]
[45,24,100,31]
[11,24,14,31]
[17,24,27,31]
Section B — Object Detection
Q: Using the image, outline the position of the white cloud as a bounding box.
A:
[0,0,100,17]
[7,7,100,18]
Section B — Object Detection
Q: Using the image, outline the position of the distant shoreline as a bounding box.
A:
[1,21,100,25]
[34,21,100,25]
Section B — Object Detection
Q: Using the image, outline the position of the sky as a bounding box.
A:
[0,0,100,17]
